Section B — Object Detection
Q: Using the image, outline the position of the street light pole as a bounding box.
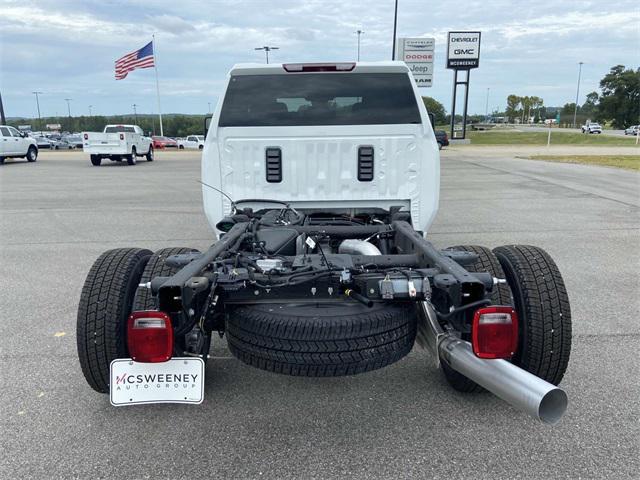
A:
[391,0,398,60]
[132,104,138,124]
[355,30,364,61]
[572,61,584,128]
[208,102,211,114]
[88,105,92,116]
[485,88,490,120]
[0,90,6,125]
[255,46,279,64]
[64,98,72,118]
[32,91,43,132]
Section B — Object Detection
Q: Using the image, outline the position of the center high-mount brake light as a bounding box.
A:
[472,306,518,359]
[283,63,356,73]
[127,311,173,363]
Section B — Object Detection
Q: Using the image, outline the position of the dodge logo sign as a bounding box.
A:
[447,32,481,69]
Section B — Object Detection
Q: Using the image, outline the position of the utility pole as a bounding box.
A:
[64,98,72,118]
[255,46,279,64]
[355,30,364,61]
[391,0,398,60]
[32,91,43,132]
[572,62,584,128]
[132,104,138,124]
[0,90,6,124]
[484,88,490,120]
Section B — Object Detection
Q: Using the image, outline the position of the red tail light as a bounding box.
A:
[119,133,124,140]
[472,306,518,359]
[283,62,355,72]
[83,133,88,140]
[127,311,173,363]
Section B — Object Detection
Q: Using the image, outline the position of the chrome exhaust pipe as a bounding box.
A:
[418,302,568,425]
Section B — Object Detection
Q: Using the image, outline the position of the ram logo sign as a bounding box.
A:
[447,31,481,69]
[395,37,435,87]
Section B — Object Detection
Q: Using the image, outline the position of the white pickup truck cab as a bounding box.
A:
[82,124,153,166]
[77,62,572,424]
[0,125,38,164]
[202,61,440,234]
[178,135,205,150]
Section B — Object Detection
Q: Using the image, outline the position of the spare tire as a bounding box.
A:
[226,302,417,377]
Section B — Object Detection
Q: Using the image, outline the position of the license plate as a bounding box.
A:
[110,357,204,406]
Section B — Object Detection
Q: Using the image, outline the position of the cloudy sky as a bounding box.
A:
[1,0,638,119]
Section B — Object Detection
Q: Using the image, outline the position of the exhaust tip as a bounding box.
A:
[538,388,568,425]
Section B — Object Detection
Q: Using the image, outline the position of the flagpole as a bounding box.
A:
[152,34,164,136]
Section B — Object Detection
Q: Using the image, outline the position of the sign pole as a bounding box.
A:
[450,71,458,140]
[462,70,470,139]
[152,34,164,137]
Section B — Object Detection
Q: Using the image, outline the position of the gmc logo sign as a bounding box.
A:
[454,49,475,55]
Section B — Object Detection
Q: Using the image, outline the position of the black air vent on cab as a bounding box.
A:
[265,147,282,183]
[358,146,374,181]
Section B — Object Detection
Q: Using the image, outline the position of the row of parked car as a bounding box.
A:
[152,135,205,150]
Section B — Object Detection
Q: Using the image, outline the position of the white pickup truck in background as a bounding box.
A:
[0,125,38,164]
[178,135,205,150]
[581,122,602,134]
[82,124,154,166]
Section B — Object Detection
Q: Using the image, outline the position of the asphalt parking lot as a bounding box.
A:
[1,148,639,479]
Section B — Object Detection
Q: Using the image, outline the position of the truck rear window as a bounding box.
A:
[219,73,421,126]
[105,126,135,133]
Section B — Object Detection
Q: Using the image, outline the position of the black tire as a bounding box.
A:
[226,302,417,377]
[493,245,571,385]
[27,146,38,162]
[440,245,512,392]
[77,248,153,393]
[146,146,154,162]
[127,147,137,165]
[198,145,204,150]
[0,157,5,165]
[437,141,443,150]
[133,247,200,310]
[179,145,184,149]
[90,155,101,166]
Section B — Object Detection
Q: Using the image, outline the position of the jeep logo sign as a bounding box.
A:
[395,37,435,87]
[447,31,481,69]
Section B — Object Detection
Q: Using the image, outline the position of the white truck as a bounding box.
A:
[581,122,602,134]
[76,62,572,424]
[0,125,38,164]
[82,124,153,166]
[178,135,205,150]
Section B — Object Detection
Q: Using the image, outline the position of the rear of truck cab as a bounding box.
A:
[202,61,440,234]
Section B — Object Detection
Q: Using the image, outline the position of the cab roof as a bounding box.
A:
[229,61,410,76]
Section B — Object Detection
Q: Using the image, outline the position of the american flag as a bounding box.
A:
[115,41,155,80]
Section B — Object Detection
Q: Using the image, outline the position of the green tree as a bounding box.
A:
[596,65,640,128]
[506,94,521,122]
[421,96,446,124]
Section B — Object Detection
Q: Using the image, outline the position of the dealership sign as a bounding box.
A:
[396,37,435,87]
[446,31,481,69]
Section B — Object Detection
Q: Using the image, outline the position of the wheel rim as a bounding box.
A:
[29,149,36,160]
